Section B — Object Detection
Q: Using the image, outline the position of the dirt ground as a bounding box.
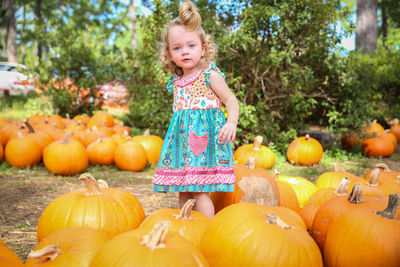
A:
[1,148,399,262]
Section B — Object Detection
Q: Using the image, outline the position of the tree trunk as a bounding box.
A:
[6,0,17,63]
[129,0,137,49]
[356,0,378,53]
[35,0,42,64]
[381,0,387,49]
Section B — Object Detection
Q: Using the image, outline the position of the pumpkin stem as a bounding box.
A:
[24,119,35,133]
[334,177,350,196]
[144,129,150,136]
[305,134,310,140]
[368,168,380,186]
[174,199,196,220]
[376,194,400,219]
[348,183,363,204]
[141,221,171,250]
[79,173,102,195]
[27,245,62,263]
[374,163,390,172]
[252,136,263,150]
[61,132,73,144]
[272,169,280,180]
[245,158,256,169]
[333,162,343,172]
[97,179,109,189]
[266,213,292,229]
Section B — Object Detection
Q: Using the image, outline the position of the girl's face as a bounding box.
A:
[168,26,205,75]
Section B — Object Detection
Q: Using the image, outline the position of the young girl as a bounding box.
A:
[153,0,239,219]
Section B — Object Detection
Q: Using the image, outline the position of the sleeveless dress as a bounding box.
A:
[153,62,235,192]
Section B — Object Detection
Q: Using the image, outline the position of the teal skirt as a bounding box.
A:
[153,108,235,192]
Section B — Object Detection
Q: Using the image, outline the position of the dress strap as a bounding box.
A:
[204,62,226,86]
[166,75,177,93]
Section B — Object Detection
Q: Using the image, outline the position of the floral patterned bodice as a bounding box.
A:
[166,62,226,113]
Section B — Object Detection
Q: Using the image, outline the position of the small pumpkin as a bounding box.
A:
[26,227,109,267]
[139,199,210,249]
[114,140,148,171]
[364,163,400,182]
[86,138,117,166]
[389,118,400,143]
[210,158,280,213]
[37,173,145,241]
[200,202,322,267]
[315,162,364,189]
[287,134,323,165]
[5,136,41,167]
[87,112,114,128]
[89,221,208,267]
[234,135,276,169]
[43,132,88,176]
[131,129,164,164]
[324,193,400,267]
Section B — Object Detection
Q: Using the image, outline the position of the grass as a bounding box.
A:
[0,94,54,120]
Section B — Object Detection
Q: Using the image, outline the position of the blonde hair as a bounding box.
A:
[159,0,217,76]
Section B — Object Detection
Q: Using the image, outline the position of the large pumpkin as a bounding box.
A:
[89,221,208,267]
[310,184,387,252]
[131,129,164,164]
[114,140,148,171]
[139,199,210,249]
[315,162,364,189]
[324,194,400,267]
[210,158,280,213]
[364,163,400,182]
[287,134,323,165]
[0,239,24,267]
[362,134,396,157]
[37,173,145,241]
[234,135,276,169]
[274,170,300,213]
[26,227,109,267]
[43,132,88,176]
[200,202,322,267]
[300,178,349,230]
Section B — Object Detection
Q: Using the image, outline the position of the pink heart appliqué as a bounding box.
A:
[188,132,209,156]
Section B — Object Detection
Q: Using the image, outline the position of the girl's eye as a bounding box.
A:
[173,47,180,51]
[189,44,195,48]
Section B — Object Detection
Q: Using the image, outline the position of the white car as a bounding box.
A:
[0,62,35,96]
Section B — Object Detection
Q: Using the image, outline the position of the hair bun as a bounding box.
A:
[179,1,202,30]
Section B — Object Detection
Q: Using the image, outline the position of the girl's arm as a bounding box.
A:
[208,70,239,143]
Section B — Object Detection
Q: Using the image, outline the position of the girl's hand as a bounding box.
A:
[218,122,237,144]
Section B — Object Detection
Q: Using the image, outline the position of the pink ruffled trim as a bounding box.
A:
[173,64,211,87]
[153,166,235,186]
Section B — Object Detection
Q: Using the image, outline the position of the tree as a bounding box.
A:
[356,0,378,53]
[6,0,17,62]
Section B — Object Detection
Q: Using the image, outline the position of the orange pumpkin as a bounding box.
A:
[89,221,208,267]
[324,194,400,267]
[37,173,145,241]
[87,112,114,128]
[287,134,323,165]
[210,158,280,213]
[26,227,109,267]
[389,118,400,142]
[139,199,210,249]
[43,132,88,176]
[310,184,387,252]
[234,135,276,169]
[341,131,362,150]
[364,163,400,182]
[114,141,148,171]
[86,138,117,166]
[351,168,394,197]
[300,178,349,230]
[131,129,164,164]
[200,202,322,267]
[0,239,24,267]
[362,134,396,157]
[8,121,54,151]
[0,145,3,163]
[363,120,384,137]
[5,137,41,167]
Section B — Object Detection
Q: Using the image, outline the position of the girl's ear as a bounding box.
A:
[201,44,205,57]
